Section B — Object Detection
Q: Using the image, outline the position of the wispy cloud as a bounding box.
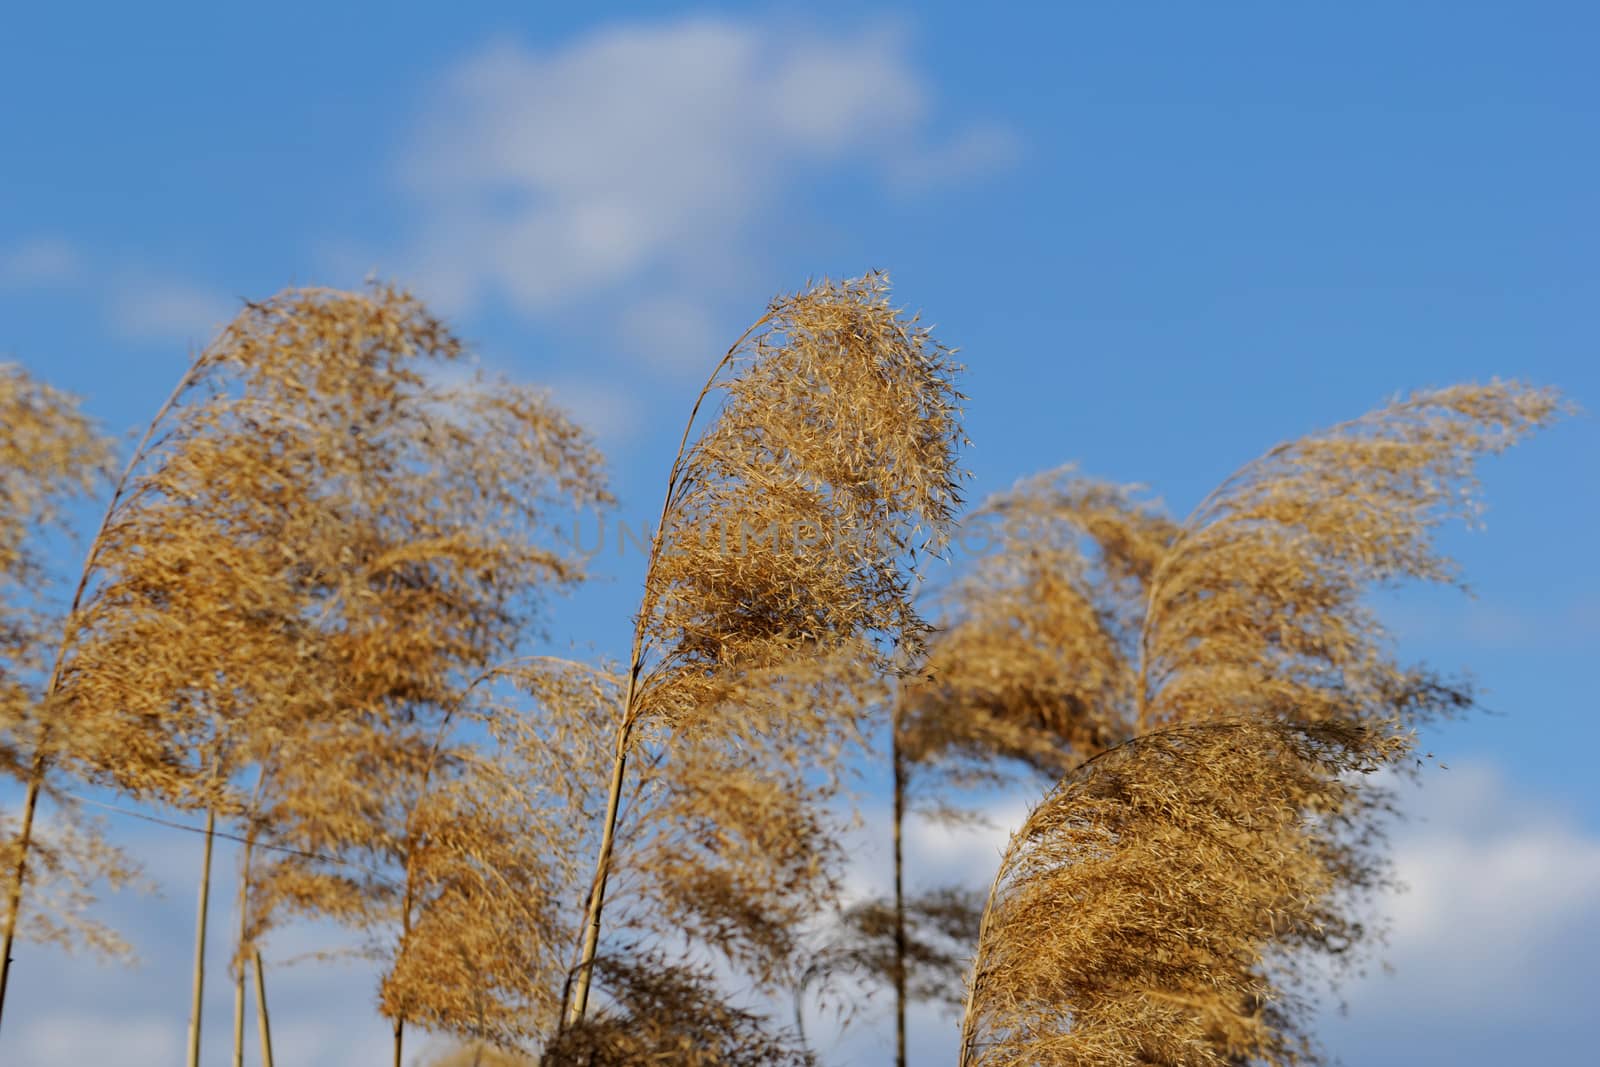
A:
[1316,763,1600,1062]
[0,236,83,287]
[886,120,1025,192]
[0,237,233,347]
[16,1015,177,1067]
[106,277,234,345]
[394,17,1018,370]
[1350,764,1600,1007]
[615,295,723,373]
[546,375,644,445]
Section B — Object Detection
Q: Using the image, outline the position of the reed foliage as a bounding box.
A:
[950,382,1560,1065]
[564,273,966,1032]
[0,363,137,987]
[0,275,1566,1067]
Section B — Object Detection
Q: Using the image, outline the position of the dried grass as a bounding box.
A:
[948,382,1561,1065]
[960,720,1404,1067]
[565,273,967,1028]
[1,280,1565,1067]
[0,364,135,965]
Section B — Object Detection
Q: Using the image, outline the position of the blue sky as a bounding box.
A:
[2,3,1597,1064]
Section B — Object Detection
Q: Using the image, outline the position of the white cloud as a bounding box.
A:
[396,17,1017,369]
[0,239,232,347]
[0,819,385,1067]
[903,799,1027,889]
[831,792,1026,907]
[546,376,643,445]
[107,278,233,345]
[617,295,722,373]
[1340,764,1600,1019]
[17,1014,177,1067]
[1295,766,1600,1065]
[0,236,83,287]
[887,121,1025,191]
[264,1013,394,1066]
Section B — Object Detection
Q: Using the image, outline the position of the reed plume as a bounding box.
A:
[563,273,966,1030]
[952,381,1561,1064]
[815,477,1175,1064]
[10,284,602,1063]
[358,662,617,1061]
[0,363,136,1023]
[4,278,1560,1067]
[959,719,1404,1067]
[904,474,1178,779]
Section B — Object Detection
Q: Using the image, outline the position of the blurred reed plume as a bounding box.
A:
[1,362,133,1013]
[1,285,607,1065]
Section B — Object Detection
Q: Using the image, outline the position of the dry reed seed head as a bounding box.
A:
[637,273,966,712]
[1142,381,1561,732]
[241,719,437,943]
[378,761,572,1046]
[583,275,965,999]
[359,657,635,1051]
[30,284,606,1049]
[903,469,1176,781]
[51,281,606,813]
[543,954,813,1067]
[492,659,627,841]
[939,384,1558,1066]
[0,363,110,569]
[0,801,141,960]
[620,644,885,987]
[1,364,112,758]
[258,660,629,1049]
[0,365,131,956]
[961,720,1406,1067]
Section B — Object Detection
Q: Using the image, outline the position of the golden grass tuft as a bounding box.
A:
[938,381,1561,1065]
[565,273,967,1025]
[959,720,1406,1067]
